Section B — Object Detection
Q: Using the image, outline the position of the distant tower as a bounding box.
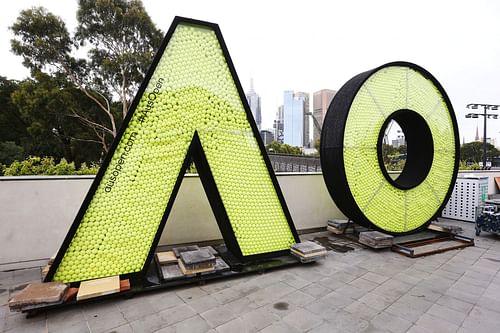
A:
[475,125,480,141]
[312,89,337,143]
[282,91,309,147]
[274,106,284,143]
[245,79,262,130]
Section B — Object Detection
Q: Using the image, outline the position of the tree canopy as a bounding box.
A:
[10,0,162,153]
[460,141,500,162]
[267,141,303,155]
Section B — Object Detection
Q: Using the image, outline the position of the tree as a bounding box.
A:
[0,77,28,145]
[10,0,163,153]
[460,141,500,162]
[11,73,105,164]
[0,141,24,165]
[381,143,397,164]
[267,141,303,155]
[314,139,320,152]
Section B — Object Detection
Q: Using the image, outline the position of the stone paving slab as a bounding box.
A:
[1,219,500,332]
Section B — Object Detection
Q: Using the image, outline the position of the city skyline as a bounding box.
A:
[1,1,499,146]
[245,78,262,130]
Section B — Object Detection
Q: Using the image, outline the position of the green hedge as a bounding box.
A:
[1,156,99,176]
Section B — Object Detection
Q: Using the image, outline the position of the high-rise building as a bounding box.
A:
[312,89,336,143]
[280,91,310,147]
[274,105,284,143]
[245,78,262,130]
[294,92,310,147]
[260,129,274,145]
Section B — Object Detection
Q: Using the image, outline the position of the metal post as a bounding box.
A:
[483,105,487,168]
[465,104,499,169]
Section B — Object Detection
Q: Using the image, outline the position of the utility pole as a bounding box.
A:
[465,103,499,169]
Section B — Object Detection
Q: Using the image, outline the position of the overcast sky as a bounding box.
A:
[1,0,500,144]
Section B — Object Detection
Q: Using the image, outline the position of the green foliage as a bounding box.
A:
[3,156,98,176]
[0,141,24,165]
[0,77,28,145]
[11,72,105,164]
[267,141,303,155]
[381,143,397,163]
[10,0,163,154]
[314,139,320,152]
[460,141,500,162]
[384,160,405,171]
[459,160,481,170]
[10,7,72,73]
[76,0,163,112]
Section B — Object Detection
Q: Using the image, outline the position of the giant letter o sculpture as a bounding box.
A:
[321,62,459,234]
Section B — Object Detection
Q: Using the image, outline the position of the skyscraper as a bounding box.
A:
[260,129,274,145]
[295,92,310,147]
[282,91,309,147]
[245,79,262,130]
[312,89,336,143]
[274,105,284,143]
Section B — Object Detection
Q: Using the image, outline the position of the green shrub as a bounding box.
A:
[3,156,99,176]
[76,162,100,175]
[459,161,480,170]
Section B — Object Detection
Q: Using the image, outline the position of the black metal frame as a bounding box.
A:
[320,61,460,235]
[376,109,434,190]
[45,16,299,283]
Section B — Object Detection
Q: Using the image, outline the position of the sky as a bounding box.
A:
[1,0,500,145]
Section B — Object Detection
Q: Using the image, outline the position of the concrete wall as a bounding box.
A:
[0,173,341,270]
[1,170,499,270]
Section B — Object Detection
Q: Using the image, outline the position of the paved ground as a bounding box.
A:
[1,219,500,333]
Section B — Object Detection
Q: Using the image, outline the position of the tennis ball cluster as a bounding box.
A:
[343,66,456,233]
[54,23,295,283]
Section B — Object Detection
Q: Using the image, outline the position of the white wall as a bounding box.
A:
[1,170,499,270]
[0,173,341,270]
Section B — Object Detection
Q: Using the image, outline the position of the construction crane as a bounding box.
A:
[305,112,322,136]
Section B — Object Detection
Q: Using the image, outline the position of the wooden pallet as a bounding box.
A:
[391,234,474,258]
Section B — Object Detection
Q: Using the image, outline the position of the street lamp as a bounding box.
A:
[465,103,499,169]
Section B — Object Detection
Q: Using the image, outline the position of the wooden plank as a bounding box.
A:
[77,276,120,301]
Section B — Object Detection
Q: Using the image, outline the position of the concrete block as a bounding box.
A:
[9,281,67,310]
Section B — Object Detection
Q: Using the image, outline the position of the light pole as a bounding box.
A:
[465,103,499,169]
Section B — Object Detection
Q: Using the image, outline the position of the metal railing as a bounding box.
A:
[267,153,321,172]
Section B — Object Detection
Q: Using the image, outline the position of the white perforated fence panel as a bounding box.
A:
[442,176,488,222]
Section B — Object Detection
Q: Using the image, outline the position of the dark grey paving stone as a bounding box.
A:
[102,323,133,333]
[116,297,157,322]
[239,307,280,332]
[370,311,412,333]
[282,308,323,331]
[4,311,45,332]
[171,315,210,333]
[426,303,467,326]
[415,313,459,333]
[260,321,301,333]
[185,294,220,314]
[49,321,90,333]
[200,304,234,327]
[129,312,166,333]
[86,311,127,333]
[175,286,208,303]
[46,307,86,333]
[159,304,196,326]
